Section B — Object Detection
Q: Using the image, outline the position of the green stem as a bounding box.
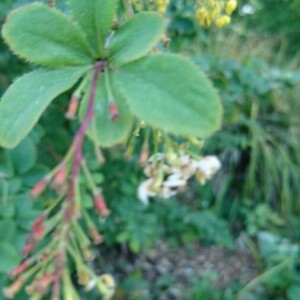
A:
[19,245,58,283]
[153,130,162,155]
[67,244,107,293]
[143,127,150,148]
[75,73,92,97]
[237,257,293,299]
[63,269,81,300]
[67,245,93,278]
[72,221,91,247]
[81,160,97,192]
[42,212,64,240]
[82,208,97,229]
[45,194,65,215]
[123,0,134,18]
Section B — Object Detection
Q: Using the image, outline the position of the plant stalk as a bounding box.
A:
[67,61,105,203]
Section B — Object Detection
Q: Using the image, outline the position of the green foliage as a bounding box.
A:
[196,55,300,215]
[69,0,119,57]
[0,137,43,275]
[0,0,221,149]
[108,12,165,66]
[96,156,233,253]
[0,67,89,148]
[238,230,300,300]
[0,1,299,300]
[168,0,198,37]
[80,76,133,147]
[188,275,238,300]
[245,204,285,236]
[0,243,20,273]
[113,54,222,138]
[2,3,94,67]
[241,0,300,56]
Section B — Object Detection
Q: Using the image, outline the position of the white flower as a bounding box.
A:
[137,179,157,205]
[148,153,165,162]
[138,153,221,204]
[179,154,191,165]
[144,153,166,177]
[163,173,187,188]
[195,156,221,184]
[170,155,196,178]
[159,186,177,199]
[159,173,187,199]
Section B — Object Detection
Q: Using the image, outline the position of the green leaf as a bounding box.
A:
[21,165,50,187]
[0,219,16,242]
[0,274,7,293]
[116,232,129,243]
[69,0,118,57]
[112,54,222,138]
[10,137,37,174]
[0,150,14,178]
[2,3,93,67]
[108,12,165,66]
[80,74,133,147]
[13,232,29,252]
[82,194,94,209]
[0,203,15,219]
[0,243,21,273]
[7,178,22,195]
[129,237,140,253]
[288,285,300,300]
[0,66,89,148]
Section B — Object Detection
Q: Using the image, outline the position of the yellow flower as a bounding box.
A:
[210,7,221,20]
[158,5,167,14]
[196,7,213,27]
[226,0,237,15]
[156,0,169,14]
[215,15,231,28]
[196,7,208,20]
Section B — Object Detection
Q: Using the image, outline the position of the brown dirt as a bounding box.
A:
[112,240,259,299]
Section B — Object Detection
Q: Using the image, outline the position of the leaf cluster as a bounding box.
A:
[0,0,222,149]
[0,137,44,293]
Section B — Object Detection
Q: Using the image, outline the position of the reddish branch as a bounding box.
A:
[67,61,106,203]
[52,61,105,298]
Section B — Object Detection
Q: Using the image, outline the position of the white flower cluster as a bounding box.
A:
[138,153,221,205]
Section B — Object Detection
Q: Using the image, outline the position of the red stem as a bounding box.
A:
[67,61,105,203]
[50,62,105,300]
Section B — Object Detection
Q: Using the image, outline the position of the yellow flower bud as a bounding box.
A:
[215,15,231,28]
[210,7,220,21]
[196,8,206,19]
[226,0,237,15]
[158,6,167,14]
[208,0,216,7]
[201,16,212,28]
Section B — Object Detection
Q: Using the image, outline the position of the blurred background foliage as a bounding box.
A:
[0,0,300,299]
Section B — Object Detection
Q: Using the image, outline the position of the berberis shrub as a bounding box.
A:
[0,0,226,298]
